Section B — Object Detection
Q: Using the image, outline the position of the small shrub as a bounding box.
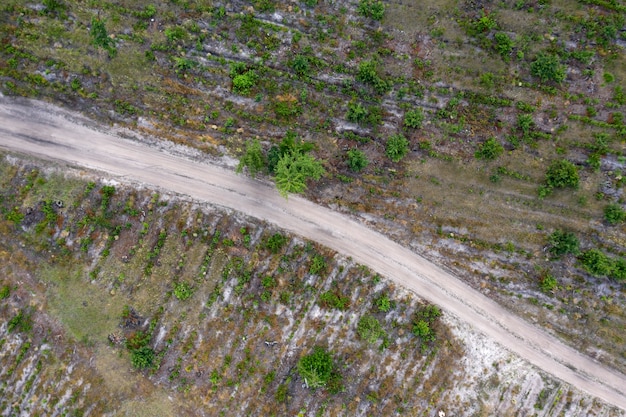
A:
[0,284,10,299]
[548,230,580,257]
[346,102,368,124]
[319,290,350,310]
[7,310,32,333]
[174,282,194,301]
[265,233,288,253]
[357,0,385,21]
[474,137,503,160]
[579,249,613,277]
[539,274,558,293]
[357,315,385,344]
[530,53,566,84]
[518,114,534,136]
[544,159,579,190]
[494,32,513,61]
[374,293,392,312]
[297,347,339,389]
[232,71,258,95]
[309,254,327,275]
[291,55,311,77]
[131,346,155,369]
[385,134,409,162]
[90,17,116,57]
[604,203,625,225]
[237,139,266,177]
[403,108,424,129]
[346,149,368,172]
[412,304,441,343]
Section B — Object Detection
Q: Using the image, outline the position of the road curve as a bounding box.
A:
[1,96,625,411]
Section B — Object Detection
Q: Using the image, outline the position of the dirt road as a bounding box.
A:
[1,95,625,411]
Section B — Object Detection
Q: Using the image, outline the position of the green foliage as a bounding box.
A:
[494,32,513,61]
[346,102,368,124]
[474,137,503,160]
[319,290,350,310]
[274,150,325,197]
[545,159,579,189]
[374,293,392,312]
[579,249,613,277]
[517,114,534,136]
[604,203,625,225]
[471,11,497,34]
[530,53,566,84]
[5,207,24,224]
[412,304,441,343]
[90,17,116,57]
[357,0,385,21]
[237,139,266,177]
[538,274,558,293]
[43,0,65,15]
[131,346,155,369]
[291,54,311,77]
[8,309,32,333]
[309,254,327,275]
[174,282,194,301]
[404,108,424,129]
[346,149,368,172]
[357,315,385,344]
[548,230,580,257]
[297,347,339,390]
[264,233,288,253]
[232,71,258,95]
[356,60,389,94]
[385,134,409,162]
[0,284,10,299]
[165,26,187,42]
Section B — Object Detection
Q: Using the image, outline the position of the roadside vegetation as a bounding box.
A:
[1,0,626,412]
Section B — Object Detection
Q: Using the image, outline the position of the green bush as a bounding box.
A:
[538,274,558,293]
[309,254,327,275]
[357,0,385,21]
[386,134,409,162]
[346,102,368,124]
[356,60,389,94]
[346,149,368,172]
[174,282,194,301]
[548,230,580,257]
[291,54,311,77]
[374,293,392,312]
[265,233,288,253]
[474,137,503,160]
[319,290,350,310]
[232,71,258,95]
[579,249,613,277]
[8,309,32,333]
[494,32,513,61]
[604,203,625,225]
[237,139,266,177]
[517,114,534,136]
[412,304,441,343]
[530,53,566,84]
[297,347,338,389]
[131,346,155,369]
[544,159,579,190]
[357,315,385,344]
[404,108,424,129]
[0,284,10,299]
[90,17,116,57]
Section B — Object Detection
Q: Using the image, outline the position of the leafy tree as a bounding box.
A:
[548,230,580,257]
[131,346,155,369]
[309,254,327,275]
[232,71,257,95]
[412,304,441,343]
[357,0,385,21]
[604,203,625,225]
[404,108,424,129]
[237,139,266,177]
[579,249,613,277]
[274,150,325,197]
[544,159,579,190]
[357,315,385,344]
[474,137,503,160]
[174,282,194,301]
[386,134,409,162]
[530,53,566,83]
[472,11,497,34]
[356,60,389,94]
[297,346,337,389]
[346,149,368,172]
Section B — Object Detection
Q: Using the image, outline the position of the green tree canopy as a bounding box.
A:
[297,346,337,389]
[236,139,266,177]
[548,230,580,257]
[274,149,325,197]
[530,53,566,83]
[346,149,368,172]
[386,134,409,162]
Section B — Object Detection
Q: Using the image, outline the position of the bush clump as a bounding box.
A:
[604,203,625,225]
[386,134,409,162]
[346,149,368,172]
[539,159,579,198]
[530,53,566,83]
[357,0,385,21]
[403,108,424,129]
[474,137,504,160]
[297,347,342,392]
[548,230,580,257]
